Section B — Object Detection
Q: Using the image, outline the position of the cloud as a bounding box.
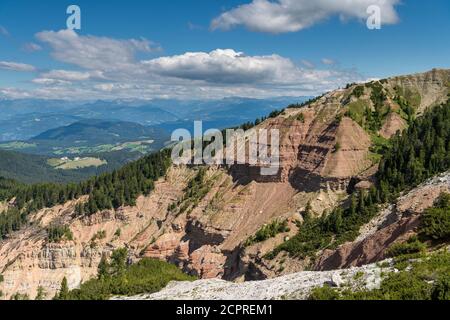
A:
[3,30,364,100]
[32,78,71,86]
[321,58,336,65]
[36,29,161,72]
[301,59,315,69]
[0,61,36,72]
[187,22,203,30]
[212,0,401,33]
[39,70,104,81]
[22,42,42,52]
[0,87,32,99]
[141,50,360,91]
[142,49,304,84]
[24,48,363,100]
[0,26,9,36]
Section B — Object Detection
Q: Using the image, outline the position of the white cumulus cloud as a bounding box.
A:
[142,49,302,84]
[212,0,401,33]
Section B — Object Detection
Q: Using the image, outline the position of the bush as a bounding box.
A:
[386,237,426,257]
[91,230,107,242]
[432,274,450,300]
[172,168,212,216]
[309,285,340,300]
[244,220,290,247]
[268,192,380,259]
[59,248,196,300]
[47,225,73,243]
[352,86,365,98]
[296,113,305,123]
[333,143,341,153]
[420,193,450,241]
[10,293,30,300]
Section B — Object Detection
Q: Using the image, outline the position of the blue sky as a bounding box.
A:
[0,0,449,100]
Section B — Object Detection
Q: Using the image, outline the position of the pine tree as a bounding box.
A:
[97,256,109,280]
[35,286,46,300]
[55,277,69,300]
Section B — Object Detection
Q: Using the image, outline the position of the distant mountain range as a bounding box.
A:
[0,113,83,142]
[0,119,170,157]
[0,96,310,141]
[32,119,168,146]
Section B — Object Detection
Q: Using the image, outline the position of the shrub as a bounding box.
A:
[60,249,196,300]
[386,237,426,257]
[47,225,73,243]
[309,285,340,300]
[91,230,107,242]
[352,86,365,98]
[10,293,30,300]
[296,113,305,123]
[244,220,290,247]
[420,193,450,241]
[35,286,47,300]
[431,274,450,300]
[333,142,341,153]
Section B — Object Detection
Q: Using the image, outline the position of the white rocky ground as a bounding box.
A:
[114,261,392,300]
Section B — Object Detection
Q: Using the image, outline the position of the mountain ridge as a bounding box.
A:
[0,69,449,299]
